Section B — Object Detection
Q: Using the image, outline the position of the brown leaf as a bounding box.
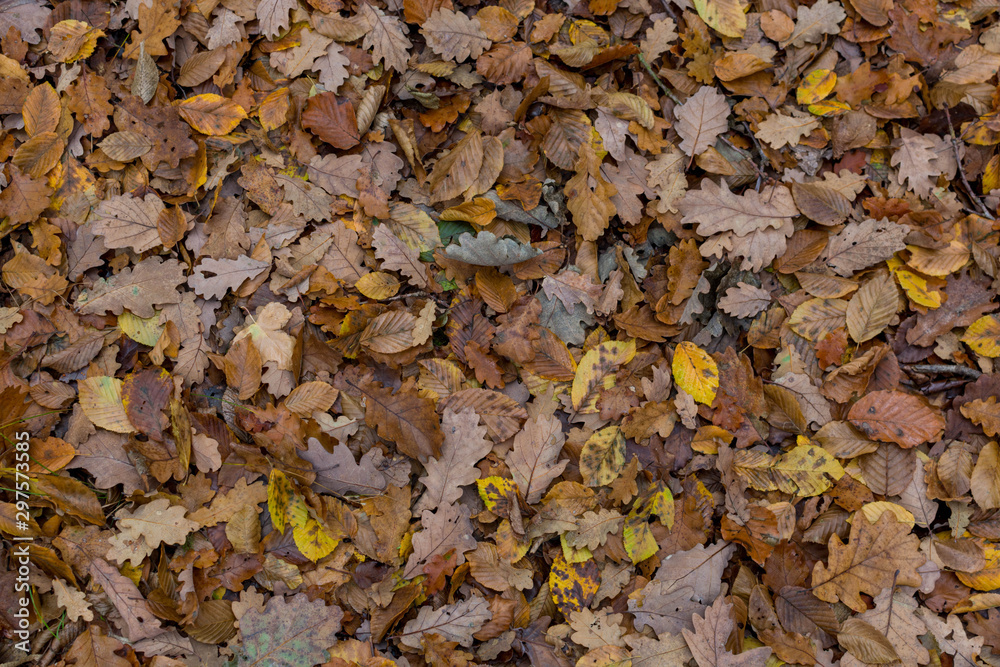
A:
[848,390,945,448]
[302,92,360,149]
[812,513,925,612]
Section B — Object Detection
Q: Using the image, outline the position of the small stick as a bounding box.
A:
[944,106,995,220]
[904,363,983,379]
[637,53,683,106]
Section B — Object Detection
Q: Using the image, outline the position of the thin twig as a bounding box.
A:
[944,106,994,220]
[636,53,683,106]
[904,364,983,379]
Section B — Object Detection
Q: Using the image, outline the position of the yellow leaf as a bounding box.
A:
[292,513,341,561]
[858,501,915,529]
[550,553,600,616]
[78,376,136,433]
[797,69,837,105]
[119,310,164,346]
[571,339,636,412]
[894,267,943,309]
[268,469,341,560]
[439,198,497,227]
[177,94,247,136]
[477,476,518,513]
[691,425,734,454]
[579,426,626,487]
[693,0,747,37]
[733,444,845,496]
[268,469,294,533]
[48,20,104,63]
[258,88,290,131]
[962,314,1000,358]
[355,271,400,300]
[672,341,719,406]
[985,154,1000,194]
[958,545,1000,591]
[559,534,593,564]
[624,481,673,563]
[808,99,852,116]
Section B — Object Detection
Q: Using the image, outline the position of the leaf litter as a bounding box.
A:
[1,0,1000,666]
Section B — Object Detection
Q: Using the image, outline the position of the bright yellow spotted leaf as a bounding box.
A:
[808,99,852,116]
[477,476,519,514]
[693,0,747,37]
[177,94,248,136]
[733,444,845,497]
[579,426,626,487]
[78,376,136,433]
[672,341,719,406]
[624,481,674,564]
[962,314,1000,357]
[550,553,600,616]
[571,339,636,412]
[268,469,294,533]
[797,69,837,105]
[355,271,400,300]
[292,511,341,561]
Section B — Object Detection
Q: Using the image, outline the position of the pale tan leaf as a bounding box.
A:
[675,86,730,157]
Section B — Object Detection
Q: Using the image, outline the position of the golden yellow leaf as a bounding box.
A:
[957,545,1000,591]
[258,88,290,131]
[177,94,247,136]
[807,99,852,116]
[797,69,837,105]
[440,198,497,227]
[672,341,719,406]
[895,268,943,308]
[962,314,1000,357]
[355,271,400,300]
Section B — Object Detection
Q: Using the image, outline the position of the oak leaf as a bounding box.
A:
[237,594,343,666]
[106,499,198,566]
[679,179,797,236]
[399,596,491,648]
[422,9,491,63]
[675,86,730,157]
[683,596,773,667]
[811,512,925,612]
